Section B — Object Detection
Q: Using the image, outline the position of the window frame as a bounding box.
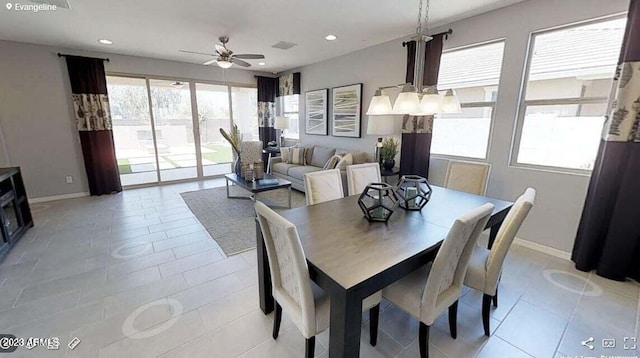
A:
[510,14,625,175]
[432,38,506,162]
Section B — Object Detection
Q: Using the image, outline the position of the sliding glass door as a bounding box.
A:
[107,75,257,185]
[107,76,159,186]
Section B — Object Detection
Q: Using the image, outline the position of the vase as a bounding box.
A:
[234,155,242,177]
[382,158,395,171]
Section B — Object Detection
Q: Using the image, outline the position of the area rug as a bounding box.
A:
[180,185,306,256]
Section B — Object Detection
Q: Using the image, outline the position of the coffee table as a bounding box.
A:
[224,173,292,208]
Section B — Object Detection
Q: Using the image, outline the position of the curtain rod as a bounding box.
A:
[402,28,453,47]
[57,53,110,62]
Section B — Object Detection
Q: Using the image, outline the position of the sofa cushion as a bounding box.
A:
[335,153,353,170]
[272,162,298,176]
[335,149,369,164]
[304,146,314,165]
[309,146,336,168]
[323,154,342,170]
[288,147,307,165]
[287,165,323,181]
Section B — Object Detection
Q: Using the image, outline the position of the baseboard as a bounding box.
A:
[29,192,89,203]
[513,237,572,261]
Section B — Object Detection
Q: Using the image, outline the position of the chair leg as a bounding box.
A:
[419,322,430,358]
[482,294,492,336]
[305,337,315,358]
[272,302,282,339]
[448,300,458,339]
[492,287,498,307]
[369,304,380,346]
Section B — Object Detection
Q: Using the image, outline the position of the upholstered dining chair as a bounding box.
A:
[254,201,382,357]
[346,163,382,196]
[464,188,536,336]
[375,203,494,358]
[303,169,344,205]
[444,160,491,195]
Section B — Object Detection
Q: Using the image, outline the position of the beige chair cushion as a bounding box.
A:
[464,246,489,292]
[346,163,382,196]
[335,153,353,170]
[444,161,491,195]
[304,169,344,205]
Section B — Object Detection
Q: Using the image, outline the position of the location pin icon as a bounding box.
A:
[6,3,12,9]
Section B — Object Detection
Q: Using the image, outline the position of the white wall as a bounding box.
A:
[0,40,269,199]
[288,0,628,252]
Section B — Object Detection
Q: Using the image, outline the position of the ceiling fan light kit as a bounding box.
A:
[180,36,265,69]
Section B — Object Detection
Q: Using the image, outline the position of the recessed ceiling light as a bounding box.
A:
[258,62,266,66]
[98,39,113,45]
[325,35,337,41]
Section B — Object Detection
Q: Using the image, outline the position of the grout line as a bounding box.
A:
[552,270,591,357]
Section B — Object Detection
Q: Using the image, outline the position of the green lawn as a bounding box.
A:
[202,144,233,164]
[117,158,132,174]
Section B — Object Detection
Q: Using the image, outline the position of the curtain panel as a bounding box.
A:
[64,55,122,196]
[399,33,445,179]
[278,72,301,97]
[256,76,278,148]
[572,0,640,281]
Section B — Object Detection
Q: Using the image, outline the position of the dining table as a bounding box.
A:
[255,185,513,358]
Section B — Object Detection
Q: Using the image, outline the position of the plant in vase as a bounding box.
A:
[379,137,399,171]
[220,123,243,176]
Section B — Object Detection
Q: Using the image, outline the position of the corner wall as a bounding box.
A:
[0,40,268,199]
[288,0,628,252]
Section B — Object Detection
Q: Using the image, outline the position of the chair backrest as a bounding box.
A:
[420,203,494,325]
[303,169,344,205]
[485,188,536,293]
[254,201,316,337]
[346,163,382,196]
[234,141,263,164]
[444,161,491,195]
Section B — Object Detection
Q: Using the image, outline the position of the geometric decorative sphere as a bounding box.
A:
[396,175,432,211]
[357,182,399,223]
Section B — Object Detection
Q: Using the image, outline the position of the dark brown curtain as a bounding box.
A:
[257,76,278,148]
[64,55,122,196]
[572,0,640,281]
[400,33,445,179]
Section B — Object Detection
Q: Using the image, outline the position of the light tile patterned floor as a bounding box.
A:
[0,179,638,357]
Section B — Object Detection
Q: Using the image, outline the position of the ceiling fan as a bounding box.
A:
[180,36,265,69]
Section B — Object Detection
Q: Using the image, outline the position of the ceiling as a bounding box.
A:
[0,0,526,73]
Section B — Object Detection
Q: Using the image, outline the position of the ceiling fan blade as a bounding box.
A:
[202,59,218,66]
[232,58,251,67]
[233,54,265,59]
[180,49,216,56]
[215,44,229,55]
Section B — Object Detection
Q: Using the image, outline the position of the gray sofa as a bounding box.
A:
[270,145,372,196]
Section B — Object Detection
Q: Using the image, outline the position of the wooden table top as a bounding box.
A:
[278,186,513,290]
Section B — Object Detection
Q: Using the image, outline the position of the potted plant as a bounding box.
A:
[220,123,243,176]
[380,137,399,171]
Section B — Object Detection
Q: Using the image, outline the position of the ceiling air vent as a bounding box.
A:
[272,41,297,50]
[30,0,71,9]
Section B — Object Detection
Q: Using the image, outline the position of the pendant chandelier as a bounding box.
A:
[366,0,461,116]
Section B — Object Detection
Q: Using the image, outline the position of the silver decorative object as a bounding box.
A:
[396,175,432,211]
[358,183,399,223]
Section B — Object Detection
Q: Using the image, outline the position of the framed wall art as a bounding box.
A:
[331,83,362,137]
[304,89,328,135]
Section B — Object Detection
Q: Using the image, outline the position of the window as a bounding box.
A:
[433,40,506,159]
[514,17,626,171]
[281,95,300,139]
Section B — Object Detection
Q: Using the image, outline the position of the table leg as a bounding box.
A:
[288,186,291,209]
[256,219,274,314]
[226,177,230,198]
[488,220,503,250]
[329,289,363,357]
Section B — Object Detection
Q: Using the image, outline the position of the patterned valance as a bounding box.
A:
[64,55,112,131]
[72,94,112,131]
[278,72,301,97]
[603,61,640,142]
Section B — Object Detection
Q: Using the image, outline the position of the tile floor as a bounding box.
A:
[0,179,638,358]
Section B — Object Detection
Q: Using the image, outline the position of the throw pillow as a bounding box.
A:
[288,147,307,165]
[280,146,292,163]
[323,154,343,170]
[335,153,353,170]
[310,146,336,168]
